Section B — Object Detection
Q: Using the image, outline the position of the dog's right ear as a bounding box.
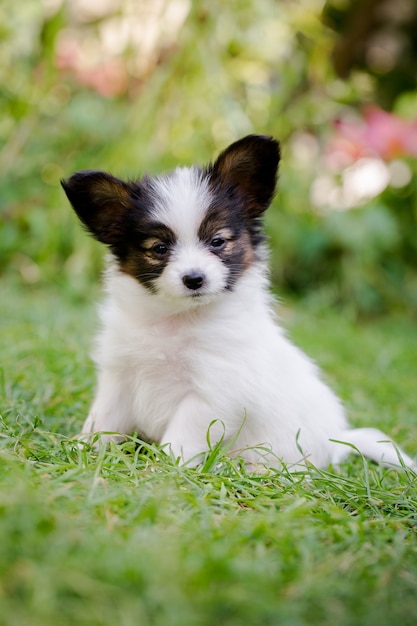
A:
[61,170,133,245]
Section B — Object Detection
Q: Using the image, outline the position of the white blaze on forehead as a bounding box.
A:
[149,166,212,242]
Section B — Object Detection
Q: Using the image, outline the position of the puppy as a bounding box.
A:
[62,135,415,470]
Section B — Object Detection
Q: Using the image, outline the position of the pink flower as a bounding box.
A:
[76,60,128,98]
[55,35,128,98]
[362,106,417,160]
[325,106,417,169]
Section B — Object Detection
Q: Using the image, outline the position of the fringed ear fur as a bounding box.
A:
[210,134,280,217]
[61,170,133,245]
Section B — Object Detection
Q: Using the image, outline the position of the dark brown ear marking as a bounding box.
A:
[210,134,280,217]
[61,170,133,245]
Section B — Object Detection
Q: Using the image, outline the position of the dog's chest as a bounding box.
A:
[146,317,195,375]
[105,311,199,383]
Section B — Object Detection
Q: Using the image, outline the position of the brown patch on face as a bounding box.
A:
[139,238,170,266]
[198,206,257,290]
[120,253,167,292]
[119,224,176,292]
[211,228,255,267]
[230,229,256,270]
[218,229,256,288]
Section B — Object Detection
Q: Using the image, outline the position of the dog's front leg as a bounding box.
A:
[78,370,133,448]
[160,394,223,465]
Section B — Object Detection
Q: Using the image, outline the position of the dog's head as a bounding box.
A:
[62,134,280,305]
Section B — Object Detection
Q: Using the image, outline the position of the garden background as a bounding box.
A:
[1,1,417,625]
[2,0,417,313]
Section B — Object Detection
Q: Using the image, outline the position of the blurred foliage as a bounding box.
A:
[323,0,417,108]
[0,0,417,315]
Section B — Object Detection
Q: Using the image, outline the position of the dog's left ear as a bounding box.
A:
[210,134,280,217]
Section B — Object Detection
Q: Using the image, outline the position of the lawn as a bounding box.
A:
[1,278,417,626]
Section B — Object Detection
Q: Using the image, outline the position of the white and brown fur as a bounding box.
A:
[62,135,415,470]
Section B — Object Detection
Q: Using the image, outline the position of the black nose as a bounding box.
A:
[182,272,205,290]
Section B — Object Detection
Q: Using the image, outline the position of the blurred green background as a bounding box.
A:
[1,0,417,316]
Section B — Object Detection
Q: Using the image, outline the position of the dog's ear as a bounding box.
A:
[210,135,280,217]
[61,170,133,245]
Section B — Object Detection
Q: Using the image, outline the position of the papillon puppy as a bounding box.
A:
[62,135,415,470]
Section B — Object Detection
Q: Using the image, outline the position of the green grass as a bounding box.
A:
[1,279,417,626]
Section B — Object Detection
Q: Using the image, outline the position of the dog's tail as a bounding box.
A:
[331,427,416,470]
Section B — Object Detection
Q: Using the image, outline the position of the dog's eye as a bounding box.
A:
[210,236,226,250]
[151,242,169,257]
